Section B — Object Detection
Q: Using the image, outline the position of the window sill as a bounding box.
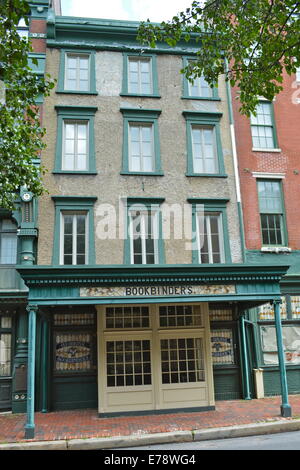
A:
[181,96,221,101]
[252,148,282,153]
[56,89,98,95]
[120,92,161,99]
[186,173,228,178]
[120,171,164,176]
[261,246,291,253]
[53,170,98,175]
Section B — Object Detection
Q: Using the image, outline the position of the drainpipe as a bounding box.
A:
[239,315,251,400]
[24,305,38,439]
[273,299,292,417]
[225,60,246,263]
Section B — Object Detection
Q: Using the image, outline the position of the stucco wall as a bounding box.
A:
[37,48,242,265]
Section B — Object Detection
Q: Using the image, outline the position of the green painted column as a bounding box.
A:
[24,305,38,439]
[41,316,49,413]
[239,316,251,400]
[273,299,292,417]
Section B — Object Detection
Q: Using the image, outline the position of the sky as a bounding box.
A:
[61,0,193,22]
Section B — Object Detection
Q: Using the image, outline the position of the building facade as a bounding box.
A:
[0,1,295,438]
[232,68,300,397]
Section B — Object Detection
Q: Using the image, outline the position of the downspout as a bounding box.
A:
[239,315,251,399]
[225,60,246,263]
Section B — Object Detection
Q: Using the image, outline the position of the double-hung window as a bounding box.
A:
[0,219,17,264]
[125,198,165,265]
[121,53,160,97]
[182,57,219,100]
[54,106,97,174]
[188,198,231,264]
[60,212,88,265]
[250,102,277,149]
[63,120,88,171]
[184,111,225,177]
[257,180,286,246]
[121,108,162,175]
[57,50,97,94]
[52,196,97,266]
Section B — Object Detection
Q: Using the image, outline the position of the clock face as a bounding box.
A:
[22,192,31,201]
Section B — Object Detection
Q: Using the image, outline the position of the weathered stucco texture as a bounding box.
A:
[38,48,242,265]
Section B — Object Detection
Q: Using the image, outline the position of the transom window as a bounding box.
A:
[129,123,154,172]
[60,212,88,265]
[65,53,90,92]
[129,209,159,265]
[106,306,150,329]
[197,212,225,263]
[106,340,152,387]
[191,125,218,174]
[257,180,285,246]
[128,57,152,95]
[62,120,88,171]
[161,338,205,384]
[250,102,276,149]
[0,219,17,265]
[159,305,203,328]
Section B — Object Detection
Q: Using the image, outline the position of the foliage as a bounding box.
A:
[0,0,55,210]
[138,0,300,116]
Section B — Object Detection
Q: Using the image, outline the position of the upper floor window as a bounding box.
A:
[57,50,97,95]
[257,180,286,246]
[54,106,98,174]
[120,108,163,176]
[250,102,278,150]
[296,67,300,82]
[182,57,219,100]
[183,111,225,177]
[121,53,160,98]
[0,219,17,265]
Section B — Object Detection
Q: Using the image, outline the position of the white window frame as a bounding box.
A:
[250,102,276,149]
[64,53,90,92]
[129,209,159,265]
[128,122,154,173]
[196,211,225,264]
[59,211,88,265]
[128,57,153,95]
[191,125,218,174]
[62,120,89,171]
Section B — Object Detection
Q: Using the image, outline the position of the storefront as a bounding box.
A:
[17,263,290,437]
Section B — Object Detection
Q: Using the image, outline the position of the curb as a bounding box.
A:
[0,419,300,450]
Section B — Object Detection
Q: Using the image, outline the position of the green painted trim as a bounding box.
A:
[251,101,279,149]
[183,111,225,177]
[54,106,98,174]
[123,197,165,265]
[181,56,219,100]
[188,198,232,264]
[121,52,160,98]
[120,108,162,175]
[56,49,97,95]
[51,196,97,265]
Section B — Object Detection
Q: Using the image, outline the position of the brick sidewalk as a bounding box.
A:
[1,395,300,443]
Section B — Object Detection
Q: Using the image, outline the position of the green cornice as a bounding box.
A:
[46,14,202,54]
[16,263,289,288]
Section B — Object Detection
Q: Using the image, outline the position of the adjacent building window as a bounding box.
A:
[121,53,160,97]
[0,219,17,265]
[60,212,88,265]
[183,111,225,176]
[52,196,97,266]
[188,198,231,264]
[257,180,286,246]
[54,106,97,174]
[121,108,163,175]
[250,102,278,149]
[57,50,97,94]
[296,67,300,82]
